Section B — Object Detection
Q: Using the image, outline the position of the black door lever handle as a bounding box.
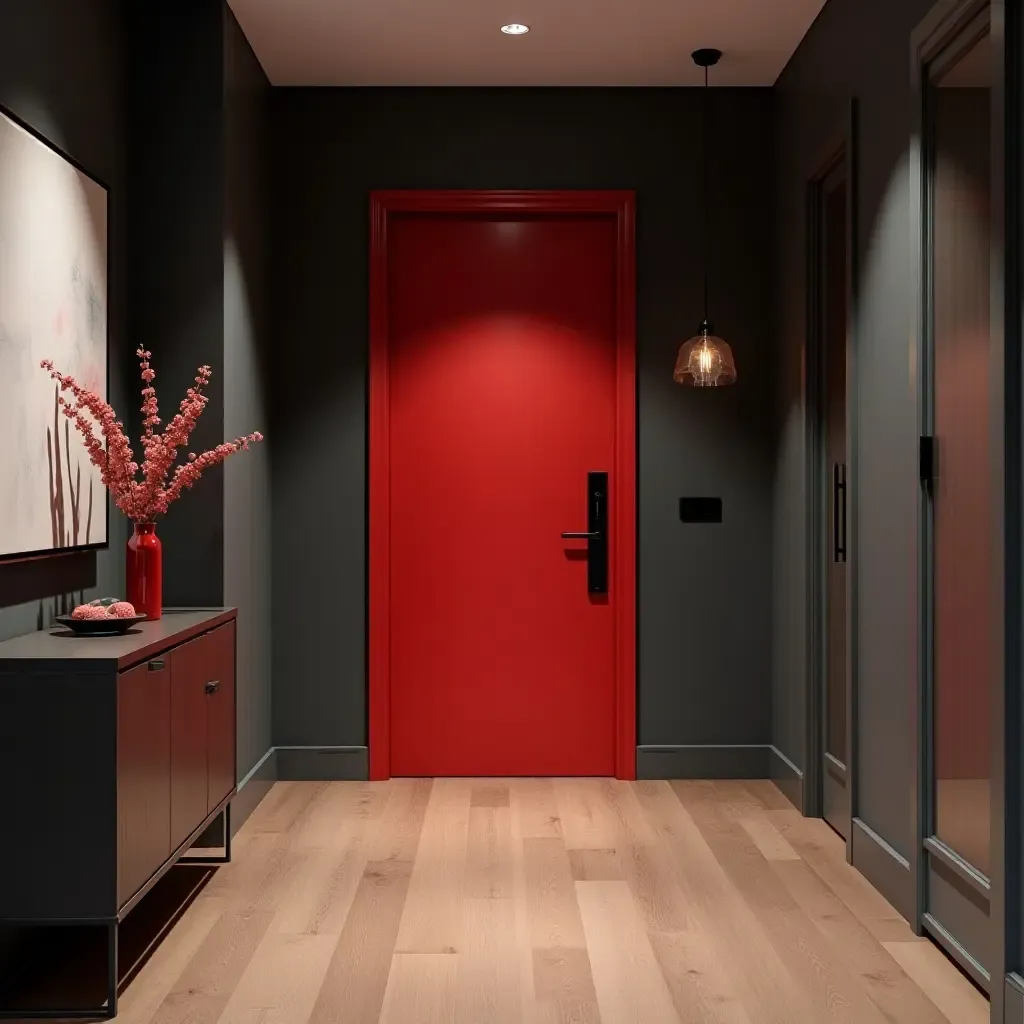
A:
[565,471,608,594]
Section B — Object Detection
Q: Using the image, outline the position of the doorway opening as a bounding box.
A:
[807,113,856,845]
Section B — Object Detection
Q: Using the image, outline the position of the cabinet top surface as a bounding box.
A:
[0,608,236,673]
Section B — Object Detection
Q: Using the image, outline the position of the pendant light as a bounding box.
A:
[674,47,737,387]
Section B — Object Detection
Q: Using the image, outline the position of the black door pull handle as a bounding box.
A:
[566,472,608,594]
[832,462,847,563]
[204,679,221,695]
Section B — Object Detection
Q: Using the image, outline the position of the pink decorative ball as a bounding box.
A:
[107,602,137,619]
[72,604,107,620]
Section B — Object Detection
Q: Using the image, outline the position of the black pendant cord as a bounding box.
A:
[691,46,721,337]
[702,62,710,328]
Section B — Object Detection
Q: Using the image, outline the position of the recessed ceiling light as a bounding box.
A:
[500,23,530,35]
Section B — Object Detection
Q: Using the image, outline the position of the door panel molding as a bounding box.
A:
[851,816,915,924]
[367,190,637,781]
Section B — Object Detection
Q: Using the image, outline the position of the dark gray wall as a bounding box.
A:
[123,2,273,794]
[0,0,127,644]
[773,0,937,902]
[223,7,273,784]
[0,0,127,981]
[270,88,776,762]
[0,1,271,821]
[124,0,225,608]
[124,1,273,792]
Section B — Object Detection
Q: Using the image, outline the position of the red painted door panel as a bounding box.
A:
[388,214,619,776]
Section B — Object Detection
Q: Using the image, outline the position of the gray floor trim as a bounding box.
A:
[275,745,369,781]
[230,746,278,833]
[922,912,990,992]
[851,816,915,924]
[1006,974,1024,1023]
[238,745,278,789]
[636,744,771,780]
[193,747,277,846]
[769,745,803,810]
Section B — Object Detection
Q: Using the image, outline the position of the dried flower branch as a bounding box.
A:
[40,349,263,524]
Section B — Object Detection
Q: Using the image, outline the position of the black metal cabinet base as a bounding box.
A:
[0,921,119,1021]
[0,796,233,1019]
[0,609,238,1019]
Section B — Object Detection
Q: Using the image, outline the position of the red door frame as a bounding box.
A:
[368,190,637,781]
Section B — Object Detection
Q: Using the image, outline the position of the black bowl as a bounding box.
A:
[54,614,147,636]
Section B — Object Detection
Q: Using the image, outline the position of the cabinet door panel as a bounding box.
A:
[206,621,237,812]
[170,636,210,850]
[117,658,171,908]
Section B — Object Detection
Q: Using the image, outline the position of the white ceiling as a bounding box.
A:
[228,0,828,87]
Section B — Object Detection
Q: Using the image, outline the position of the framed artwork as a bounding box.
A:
[0,103,109,561]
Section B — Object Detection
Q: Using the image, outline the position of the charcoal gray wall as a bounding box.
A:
[773,0,937,917]
[123,1,274,811]
[0,0,127,644]
[124,0,225,608]
[270,88,776,774]
[223,7,273,794]
[0,0,128,983]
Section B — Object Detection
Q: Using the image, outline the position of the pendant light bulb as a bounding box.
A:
[675,48,737,387]
[674,320,737,387]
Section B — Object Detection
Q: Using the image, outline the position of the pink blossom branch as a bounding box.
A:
[40,354,262,524]
[137,364,211,517]
[161,432,263,510]
[41,360,140,518]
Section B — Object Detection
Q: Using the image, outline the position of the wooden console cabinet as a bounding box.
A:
[0,608,237,1019]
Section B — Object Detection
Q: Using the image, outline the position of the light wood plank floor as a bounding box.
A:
[114,778,988,1024]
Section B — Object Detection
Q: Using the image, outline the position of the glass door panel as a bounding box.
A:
[931,26,992,880]
[923,19,994,986]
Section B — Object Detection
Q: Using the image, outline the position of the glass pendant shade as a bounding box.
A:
[674,321,737,387]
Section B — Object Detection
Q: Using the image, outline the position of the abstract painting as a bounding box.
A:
[0,105,108,560]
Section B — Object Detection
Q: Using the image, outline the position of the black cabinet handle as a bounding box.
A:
[833,462,847,563]
[148,658,166,672]
[561,531,601,540]
[204,679,221,695]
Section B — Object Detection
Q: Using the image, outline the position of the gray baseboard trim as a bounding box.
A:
[769,745,803,810]
[922,912,989,992]
[636,744,771,779]
[230,746,278,833]
[276,745,368,781]
[1005,974,1024,1023]
[851,816,915,924]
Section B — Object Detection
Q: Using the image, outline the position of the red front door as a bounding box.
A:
[370,192,635,778]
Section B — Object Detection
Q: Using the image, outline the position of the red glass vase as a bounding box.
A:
[126,522,162,620]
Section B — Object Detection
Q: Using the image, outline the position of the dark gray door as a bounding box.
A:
[818,164,850,840]
[922,19,994,986]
